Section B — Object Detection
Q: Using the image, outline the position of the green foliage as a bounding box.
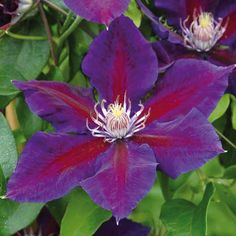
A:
[160,183,215,236]
[231,95,236,130]
[60,189,111,236]
[0,199,43,236]
[209,94,230,123]
[0,113,17,178]
[125,0,142,27]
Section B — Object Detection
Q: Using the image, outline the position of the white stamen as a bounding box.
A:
[87,96,150,143]
[180,9,228,52]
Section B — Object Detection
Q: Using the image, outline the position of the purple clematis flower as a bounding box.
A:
[6,16,234,221]
[0,0,32,30]
[63,0,130,26]
[137,0,236,95]
[94,217,150,236]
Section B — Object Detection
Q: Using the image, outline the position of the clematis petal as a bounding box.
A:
[227,70,236,96]
[82,16,158,105]
[144,59,234,124]
[13,80,94,133]
[136,0,183,44]
[63,0,130,26]
[133,109,223,178]
[7,132,109,202]
[81,141,157,221]
[216,0,236,45]
[155,0,217,28]
[209,47,236,65]
[152,41,200,69]
[94,217,150,236]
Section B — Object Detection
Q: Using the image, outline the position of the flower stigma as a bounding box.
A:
[87,95,150,143]
[180,9,228,52]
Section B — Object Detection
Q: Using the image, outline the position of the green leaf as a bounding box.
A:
[223,165,236,179]
[16,95,43,138]
[160,183,215,236]
[231,95,236,130]
[125,0,142,27]
[209,94,230,123]
[60,189,111,236]
[47,194,71,224]
[129,179,164,232]
[0,166,6,195]
[50,0,67,8]
[192,182,215,236]
[0,200,43,236]
[0,18,49,91]
[216,184,236,216]
[0,113,17,178]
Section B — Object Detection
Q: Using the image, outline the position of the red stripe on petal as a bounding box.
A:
[7,133,109,202]
[81,142,157,220]
[221,11,236,41]
[13,80,94,133]
[144,59,233,124]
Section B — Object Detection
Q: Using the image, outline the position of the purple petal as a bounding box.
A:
[64,0,130,25]
[209,47,236,65]
[7,132,109,201]
[94,217,150,236]
[13,80,95,133]
[82,16,158,105]
[133,109,223,178]
[152,41,200,68]
[136,0,183,44]
[155,0,217,28]
[215,0,236,45]
[81,141,157,221]
[227,70,236,96]
[144,59,234,124]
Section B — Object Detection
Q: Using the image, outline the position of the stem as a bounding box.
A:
[58,16,82,49]
[5,100,20,131]
[5,31,47,40]
[39,2,58,65]
[61,11,74,33]
[43,0,68,15]
[215,128,236,149]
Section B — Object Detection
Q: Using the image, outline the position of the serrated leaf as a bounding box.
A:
[160,182,215,236]
[209,94,230,123]
[60,189,112,236]
[0,113,17,178]
[0,200,43,235]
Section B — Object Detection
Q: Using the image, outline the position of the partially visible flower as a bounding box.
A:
[6,16,233,222]
[0,0,33,30]
[180,10,227,52]
[63,0,130,26]
[137,0,236,95]
[94,217,150,236]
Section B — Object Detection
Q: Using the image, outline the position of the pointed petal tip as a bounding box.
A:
[116,217,120,226]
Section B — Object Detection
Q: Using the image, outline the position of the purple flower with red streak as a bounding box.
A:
[0,0,32,30]
[63,0,130,26]
[137,0,236,95]
[6,16,234,221]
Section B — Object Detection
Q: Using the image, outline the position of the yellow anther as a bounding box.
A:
[199,13,211,28]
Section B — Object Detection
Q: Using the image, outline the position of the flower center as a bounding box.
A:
[180,10,228,52]
[87,96,150,143]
